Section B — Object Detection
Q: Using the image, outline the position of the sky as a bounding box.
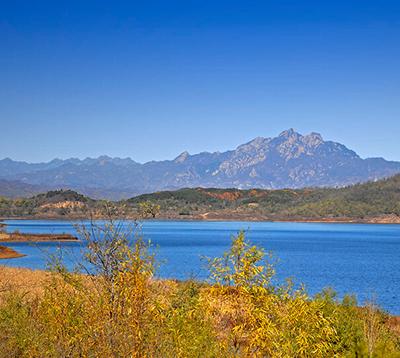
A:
[1,0,400,163]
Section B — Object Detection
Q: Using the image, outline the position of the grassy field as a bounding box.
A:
[0,266,48,297]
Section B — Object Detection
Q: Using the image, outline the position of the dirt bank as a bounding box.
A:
[0,245,26,259]
[0,232,79,242]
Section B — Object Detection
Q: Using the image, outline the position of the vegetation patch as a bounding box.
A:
[0,220,399,357]
[1,175,400,222]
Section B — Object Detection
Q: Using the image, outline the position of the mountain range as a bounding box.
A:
[1,129,400,200]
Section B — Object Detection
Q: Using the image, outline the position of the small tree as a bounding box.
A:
[138,201,161,219]
[207,230,275,289]
[40,213,158,357]
[203,231,338,357]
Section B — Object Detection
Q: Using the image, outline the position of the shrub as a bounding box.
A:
[0,226,399,357]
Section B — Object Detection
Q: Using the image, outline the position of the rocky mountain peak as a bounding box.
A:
[274,129,325,155]
[1,129,399,200]
[278,128,298,139]
[303,132,324,147]
[96,155,113,165]
[237,137,270,152]
[174,151,190,163]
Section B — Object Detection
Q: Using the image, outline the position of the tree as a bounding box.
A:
[138,201,160,219]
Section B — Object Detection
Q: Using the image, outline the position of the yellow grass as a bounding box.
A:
[0,266,50,298]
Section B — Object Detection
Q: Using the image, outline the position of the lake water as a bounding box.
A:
[1,220,400,314]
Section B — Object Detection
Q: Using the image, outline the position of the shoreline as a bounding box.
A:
[0,245,26,259]
[0,232,79,260]
[0,232,79,243]
[2,215,400,225]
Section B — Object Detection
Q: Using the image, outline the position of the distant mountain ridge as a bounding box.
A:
[1,129,400,199]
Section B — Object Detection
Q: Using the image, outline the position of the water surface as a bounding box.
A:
[2,220,399,314]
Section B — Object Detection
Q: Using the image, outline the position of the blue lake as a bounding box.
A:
[1,220,400,314]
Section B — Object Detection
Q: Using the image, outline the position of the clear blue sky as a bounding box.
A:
[1,1,399,163]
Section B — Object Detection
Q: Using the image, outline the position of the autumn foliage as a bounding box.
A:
[0,223,399,357]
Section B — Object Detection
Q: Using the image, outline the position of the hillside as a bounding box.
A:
[1,175,400,222]
[126,174,400,221]
[1,129,400,199]
[0,179,48,198]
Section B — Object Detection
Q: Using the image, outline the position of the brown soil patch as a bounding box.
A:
[0,245,25,259]
[203,190,243,201]
[388,316,400,336]
[0,232,79,242]
[40,200,86,210]
[367,214,400,224]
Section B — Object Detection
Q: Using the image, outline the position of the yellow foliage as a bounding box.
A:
[0,226,399,357]
[202,231,339,356]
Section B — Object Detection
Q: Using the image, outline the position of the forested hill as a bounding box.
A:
[127,174,400,221]
[1,175,400,222]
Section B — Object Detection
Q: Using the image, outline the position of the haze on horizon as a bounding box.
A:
[1,1,400,162]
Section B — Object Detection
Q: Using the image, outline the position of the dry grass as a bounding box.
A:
[0,266,50,298]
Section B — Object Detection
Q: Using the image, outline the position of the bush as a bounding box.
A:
[0,225,399,357]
